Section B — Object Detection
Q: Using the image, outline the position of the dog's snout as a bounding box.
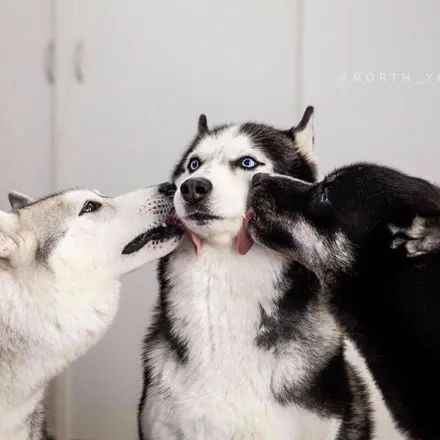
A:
[180,178,213,204]
[158,182,177,197]
[252,173,267,188]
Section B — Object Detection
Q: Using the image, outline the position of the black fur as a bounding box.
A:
[138,257,189,440]
[172,112,317,183]
[239,122,317,183]
[144,257,189,364]
[256,263,320,350]
[256,263,372,438]
[248,163,440,440]
[197,113,208,134]
[137,360,152,440]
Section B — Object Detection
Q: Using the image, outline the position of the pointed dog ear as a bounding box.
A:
[390,215,440,257]
[198,114,208,135]
[8,191,33,210]
[0,211,18,259]
[285,106,315,162]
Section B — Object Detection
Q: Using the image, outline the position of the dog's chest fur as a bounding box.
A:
[0,271,119,439]
[144,242,342,439]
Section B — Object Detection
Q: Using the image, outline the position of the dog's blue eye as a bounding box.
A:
[240,157,258,170]
[188,158,201,173]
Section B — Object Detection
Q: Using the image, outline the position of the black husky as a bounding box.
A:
[247,163,440,440]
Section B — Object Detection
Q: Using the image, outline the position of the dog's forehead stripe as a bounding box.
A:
[63,190,105,203]
[20,189,104,211]
[191,126,264,161]
[172,118,317,183]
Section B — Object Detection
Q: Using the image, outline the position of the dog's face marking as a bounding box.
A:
[174,126,274,242]
[0,186,183,278]
[172,109,317,245]
[247,163,440,275]
[246,173,350,274]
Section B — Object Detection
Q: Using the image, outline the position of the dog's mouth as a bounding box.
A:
[181,210,256,257]
[185,212,223,223]
[122,216,183,255]
[181,210,223,255]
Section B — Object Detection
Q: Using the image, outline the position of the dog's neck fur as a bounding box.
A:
[170,238,284,317]
[0,264,120,438]
[163,236,340,388]
[166,239,283,354]
[164,239,284,372]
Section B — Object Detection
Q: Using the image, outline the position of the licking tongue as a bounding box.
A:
[183,225,202,255]
[183,210,255,256]
[236,210,255,255]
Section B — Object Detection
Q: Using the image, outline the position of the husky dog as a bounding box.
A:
[0,184,181,440]
[246,164,440,439]
[139,109,373,439]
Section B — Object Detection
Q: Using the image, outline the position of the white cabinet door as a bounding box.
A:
[0,0,53,209]
[55,1,301,438]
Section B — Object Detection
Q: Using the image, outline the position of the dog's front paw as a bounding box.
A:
[389,216,440,257]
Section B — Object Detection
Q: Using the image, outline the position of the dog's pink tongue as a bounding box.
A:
[236,210,255,255]
[184,226,202,255]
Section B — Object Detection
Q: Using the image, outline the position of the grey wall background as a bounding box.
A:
[303,0,440,181]
[1,0,439,438]
[0,0,53,208]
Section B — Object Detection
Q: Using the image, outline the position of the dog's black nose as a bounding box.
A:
[180,178,213,204]
[158,182,177,197]
[252,173,266,187]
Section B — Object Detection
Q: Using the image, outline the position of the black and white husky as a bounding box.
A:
[0,184,181,440]
[139,109,373,439]
[246,164,440,440]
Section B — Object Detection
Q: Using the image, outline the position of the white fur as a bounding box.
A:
[294,113,315,164]
[0,187,180,439]
[288,218,353,274]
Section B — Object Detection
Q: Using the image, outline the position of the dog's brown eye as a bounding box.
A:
[79,200,102,216]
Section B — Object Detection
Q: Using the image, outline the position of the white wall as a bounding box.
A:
[303,0,440,181]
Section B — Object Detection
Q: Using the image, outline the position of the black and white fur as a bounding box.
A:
[139,109,373,439]
[247,164,440,440]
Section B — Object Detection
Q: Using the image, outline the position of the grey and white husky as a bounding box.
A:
[0,184,182,440]
[139,109,373,439]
